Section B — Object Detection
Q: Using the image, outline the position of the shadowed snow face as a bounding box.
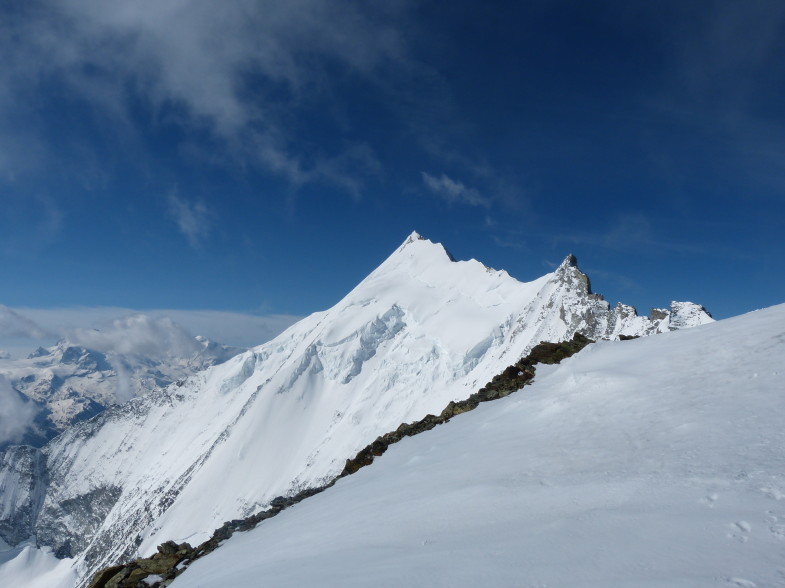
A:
[0,375,37,446]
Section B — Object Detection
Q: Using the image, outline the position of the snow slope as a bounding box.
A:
[0,233,713,587]
[173,303,785,588]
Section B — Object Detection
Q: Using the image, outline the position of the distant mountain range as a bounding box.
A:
[0,232,714,587]
[0,330,243,449]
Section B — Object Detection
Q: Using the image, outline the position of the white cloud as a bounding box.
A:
[0,308,301,403]
[64,314,210,402]
[168,192,211,247]
[421,172,489,207]
[154,310,302,349]
[3,306,302,355]
[67,315,202,358]
[0,375,37,446]
[0,0,410,190]
[0,305,53,339]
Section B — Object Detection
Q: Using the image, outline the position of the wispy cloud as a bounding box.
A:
[550,213,751,261]
[0,0,411,193]
[551,213,672,253]
[0,305,53,339]
[492,233,529,251]
[627,2,785,192]
[0,306,301,401]
[421,172,489,207]
[168,192,211,247]
[67,315,201,358]
[1,306,301,356]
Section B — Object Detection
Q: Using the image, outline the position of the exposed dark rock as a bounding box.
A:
[339,333,592,479]
[86,541,194,588]
[523,333,592,365]
[85,565,124,588]
[37,484,123,560]
[0,445,46,545]
[649,308,668,321]
[156,540,181,556]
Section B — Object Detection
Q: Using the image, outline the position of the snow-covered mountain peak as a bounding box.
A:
[668,300,714,329]
[549,253,596,303]
[0,236,717,587]
[389,230,456,264]
[28,347,50,359]
[557,253,579,270]
[402,229,426,244]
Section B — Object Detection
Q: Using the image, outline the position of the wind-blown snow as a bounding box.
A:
[0,233,716,586]
[173,304,785,588]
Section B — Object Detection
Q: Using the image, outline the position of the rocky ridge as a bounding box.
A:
[544,255,712,341]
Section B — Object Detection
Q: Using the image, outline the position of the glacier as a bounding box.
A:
[0,232,713,587]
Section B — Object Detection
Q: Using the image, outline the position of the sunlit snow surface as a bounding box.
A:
[172,304,785,588]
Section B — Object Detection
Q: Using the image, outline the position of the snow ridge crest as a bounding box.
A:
[394,231,456,262]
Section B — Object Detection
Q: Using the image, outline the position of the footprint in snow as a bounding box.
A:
[766,512,785,540]
[728,578,756,587]
[760,486,785,501]
[727,521,751,543]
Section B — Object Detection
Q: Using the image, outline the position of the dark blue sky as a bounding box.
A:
[1,1,783,328]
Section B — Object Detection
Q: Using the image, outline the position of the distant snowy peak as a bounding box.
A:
[402,230,426,245]
[397,230,456,261]
[548,252,713,339]
[667,300,714,329]
[1,332,244,444]
[381,231,456,272]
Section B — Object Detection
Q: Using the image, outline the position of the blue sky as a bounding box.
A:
[1,1,784,351]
